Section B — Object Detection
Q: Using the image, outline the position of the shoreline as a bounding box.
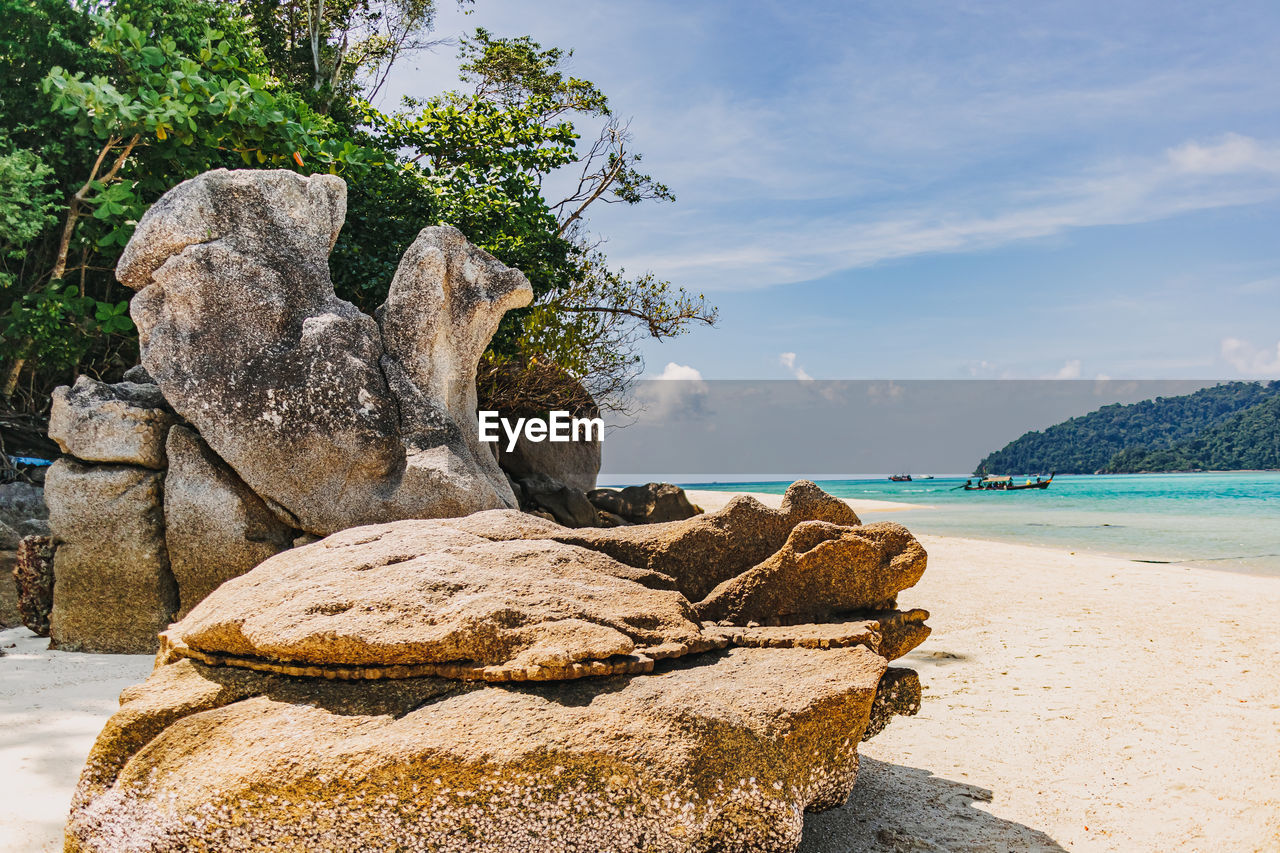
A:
[682,488,931,514]
[684,483,1280,580]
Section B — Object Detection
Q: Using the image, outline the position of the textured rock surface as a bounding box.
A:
[162,516,709,680]
[45,459,176,653]
[163,426,295,619]
[694,521,928,624]
[0,481,49,627]
[118,169,532,536]
[69,481,930,851]
[554,480,864,602]
[68,646,888,853]
[502,430,601,493]
[718,610,930,660]
[13,534,55,636]
[514,471,600,528]
[48,376,176,469]
[588,481,701,524]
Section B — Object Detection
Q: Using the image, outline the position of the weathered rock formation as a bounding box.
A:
[42,168,543,649]
[163,426,294,620]
[45,460,176,653]
[68,482,932,852]
[48,376,177,469]
[13,534,54,636]
[588,481,702,524]
[119,169,528,535]
[0,480,48,627]
[510,471,602,528]
[501,429,601,493]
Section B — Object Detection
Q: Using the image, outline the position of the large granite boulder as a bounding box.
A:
[163,426,295,619]
[118,169,532,536]
[45,459,176,653]
[501,431,601,493]
[69,482,931,851]
[555,480,865,602]
[68,647,886,853]
[48,376,177,469]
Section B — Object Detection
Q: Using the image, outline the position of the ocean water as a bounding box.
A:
[681,473,1280,575]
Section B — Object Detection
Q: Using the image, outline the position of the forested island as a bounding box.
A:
[975,381,1280,475]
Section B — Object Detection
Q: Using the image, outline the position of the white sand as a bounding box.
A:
[0,629,153,853]
[684,488,928,514]
[3,526,1278,851]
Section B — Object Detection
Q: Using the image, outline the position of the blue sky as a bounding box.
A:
[385,0,1280,380]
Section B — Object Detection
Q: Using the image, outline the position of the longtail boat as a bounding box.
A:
[888,474,912,482]
[963,473,1055,491]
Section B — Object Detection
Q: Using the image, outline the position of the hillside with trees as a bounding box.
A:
[975,381,1280,475]
[0,0,714,429]
[1102,394,1280,472]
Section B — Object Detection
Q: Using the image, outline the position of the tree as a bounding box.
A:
[366,28,715,410]
[0,4,713,420]
[236,0,451,115]
[0,2,376,402]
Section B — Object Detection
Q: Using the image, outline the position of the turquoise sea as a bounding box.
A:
[681,473,1280,575]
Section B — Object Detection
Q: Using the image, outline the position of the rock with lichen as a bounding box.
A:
[118,168,531,536]
[68,481,931,852]
[45,459,176,653]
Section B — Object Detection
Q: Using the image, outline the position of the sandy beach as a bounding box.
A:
[3,494,1278,852]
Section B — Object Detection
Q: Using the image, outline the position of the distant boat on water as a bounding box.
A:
[964,473,1055,491]
[888,474,912,482]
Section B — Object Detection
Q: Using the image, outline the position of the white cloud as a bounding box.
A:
[1167,134,1280,175]
[779,352,813,381]
[1221,338,1280,375]
[652,362,703,381]
[613,134,1280,292]
[1049,359,1083,379]
[637,362,708,420]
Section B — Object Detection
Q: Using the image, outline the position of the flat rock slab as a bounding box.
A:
[163,518,709,680]
[717,609,930,660]
[68,646,888,853]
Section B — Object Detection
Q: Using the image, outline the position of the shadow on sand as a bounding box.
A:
[800,757,1066,852]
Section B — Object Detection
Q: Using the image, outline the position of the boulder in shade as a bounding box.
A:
[163,426,295,619]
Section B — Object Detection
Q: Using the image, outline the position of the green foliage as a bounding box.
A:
[1103,393,1280,472]
[0,146,59,251]
[0,1,376,399]
[1,4,711,415]
[976,382,1280,475]
[236,0,444,116]
[459,27,609,117]
[508,251,716,404]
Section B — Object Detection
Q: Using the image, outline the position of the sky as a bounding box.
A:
[384,0,1280,381]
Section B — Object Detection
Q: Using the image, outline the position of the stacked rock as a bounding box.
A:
[42,169,535,651]
[67,481,930,853]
